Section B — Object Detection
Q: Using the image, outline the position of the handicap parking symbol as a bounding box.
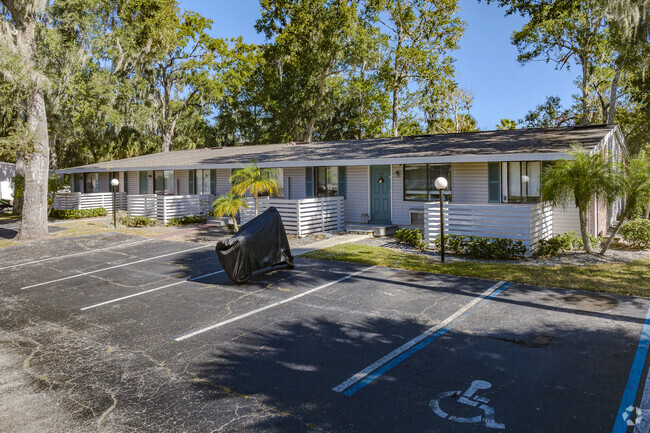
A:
[430,380,505,430]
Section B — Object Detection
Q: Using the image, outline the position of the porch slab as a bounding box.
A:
[346,223,398,237]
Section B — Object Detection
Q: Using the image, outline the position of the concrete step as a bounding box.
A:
[346,224,398,237]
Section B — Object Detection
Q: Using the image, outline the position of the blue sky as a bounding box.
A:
[179,0,578,131]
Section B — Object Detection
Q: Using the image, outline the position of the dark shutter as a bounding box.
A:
[139,171,148,194]
[488,162,500,203]
[188,170,195,195]
[305,167,314,198]
[338,166,347,198]
[123,172,129,193]
[210,169,217,194]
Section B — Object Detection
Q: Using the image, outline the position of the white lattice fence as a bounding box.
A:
[54,192,126,213]
[127,195,157,219]
[199,194,217,217]
[424,203,553,254]
[53,193,81,210]
[240,196,345,236]
[157,195,202,225]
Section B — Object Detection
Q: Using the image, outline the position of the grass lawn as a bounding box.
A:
[303,243,650,298]
[48,220,171,239]
[0,219,173,249]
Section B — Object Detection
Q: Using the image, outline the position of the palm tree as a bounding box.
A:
[212,193,248,232]
[541,144,618,254]
[600,152,650,254]
[230,162,278,216]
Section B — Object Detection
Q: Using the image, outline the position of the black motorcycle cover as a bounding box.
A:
[215,207,294,283]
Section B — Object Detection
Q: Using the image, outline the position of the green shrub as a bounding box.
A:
[536,231,603,257]
[462,236,526,260]
[431,234,525,259]
[50,207,108,219]
[431,234,466,255]
[116,210,155,227]
[620,218,650,249]
[167,215,207,226]
[126,216,155,227]
[536,233,574,257]
[394,228,428,251]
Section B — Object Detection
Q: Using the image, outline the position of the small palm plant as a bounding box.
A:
[212,193,248,232]
[230,161,278,216]
[541,144,618,254]
[600,152,650,254]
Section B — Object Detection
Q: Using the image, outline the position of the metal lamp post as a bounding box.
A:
[111,178,119,228]
[434,177,448,263]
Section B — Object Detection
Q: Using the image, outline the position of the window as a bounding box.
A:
[84,173,98,193]
[259,168,284,198]
[488,162,500,203]
[122,172,129,193]
[154,170,174,195]
[501,161,541,203]
[73,174,83,192]
[315,167,338,197]
[191,169,214,195]
[404,164,452,201]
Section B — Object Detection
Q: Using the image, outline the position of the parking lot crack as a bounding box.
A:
[96,388,117,432]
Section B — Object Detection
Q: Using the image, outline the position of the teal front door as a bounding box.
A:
[370,165,391,224]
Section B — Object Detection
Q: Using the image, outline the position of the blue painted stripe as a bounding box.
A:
[612,304,650,433]
[343,282,512,396]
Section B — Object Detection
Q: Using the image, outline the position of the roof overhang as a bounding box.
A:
[57,152,574,174]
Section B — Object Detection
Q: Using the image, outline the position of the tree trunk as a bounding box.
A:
[231,212,238,232]
[578,206,593,254]
[392,85,400,137]
[607,68,621,124]
[161,118,177,152]
[304,71,328,143]
[18,87,50,240]
[253,194,258,216]
[599,208,630,255]
[580,61,589,125]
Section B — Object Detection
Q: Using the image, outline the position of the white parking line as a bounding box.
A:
[0,238,152,271]
[20,244,212,290]
[80,270,225,311]
[333,281,509,395]
[174,265,377,342]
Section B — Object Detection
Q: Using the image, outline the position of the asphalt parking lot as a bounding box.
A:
[1,232,649,432]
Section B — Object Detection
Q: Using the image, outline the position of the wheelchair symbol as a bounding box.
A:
[430,380,506,430]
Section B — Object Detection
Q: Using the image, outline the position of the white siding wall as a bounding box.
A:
[216,169,231,196]
[391,164,419,226]
[451,162,488,204]
[127,172,139,195]
[552,205,580,235]
[98,172,109,192]
[345,165,369,223]
[147,171,154,194]
[283,167,306,199]
[175,170,189,195]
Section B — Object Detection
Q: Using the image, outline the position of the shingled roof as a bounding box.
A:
[59,124,619,173]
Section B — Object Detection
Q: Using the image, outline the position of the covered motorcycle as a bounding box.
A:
[215,207,294,283]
